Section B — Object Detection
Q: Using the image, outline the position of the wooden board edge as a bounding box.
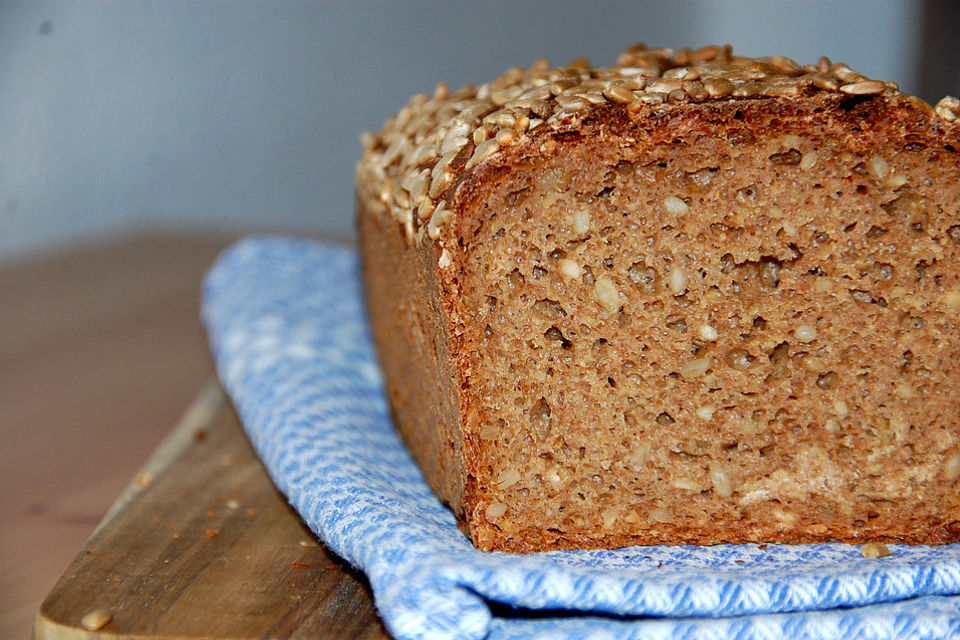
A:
[33,381,228,639]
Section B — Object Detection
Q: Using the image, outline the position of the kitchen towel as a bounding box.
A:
[202,237,960,640]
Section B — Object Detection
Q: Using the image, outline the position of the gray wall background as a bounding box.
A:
[1,1,924,261]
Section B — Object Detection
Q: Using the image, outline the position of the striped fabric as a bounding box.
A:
[202,237,960,640]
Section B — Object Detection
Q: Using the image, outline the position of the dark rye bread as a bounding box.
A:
[356,44,960,552]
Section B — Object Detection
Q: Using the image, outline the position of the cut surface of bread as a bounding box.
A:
[357,44,960,552]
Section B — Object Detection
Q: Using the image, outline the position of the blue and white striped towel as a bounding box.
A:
[202,237,960,640]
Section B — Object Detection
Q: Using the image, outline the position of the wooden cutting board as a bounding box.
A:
[34,383,391,639]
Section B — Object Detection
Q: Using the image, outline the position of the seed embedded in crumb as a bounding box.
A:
[867,155,890,180]
[680,357,711,379]
[894,383,916,400]
[944,453,960,481]
[737,420,761,436]
[833,400,850,418]
[711,467,734,498]
[699,324,719,341]
[485,502,507,519]
[696,405,716,420]
[799,150,818,170]
[672,478,701,491]
[649,508,675,524]
[594,276,621,312]
[861,542,892,558]
[558,258,582,280]
[628,441,652,469]
[496,468,521,488]
[669,266,688,296]
[773,508,798,525]
[81,610,113,631]
[663,195,689,216]
[601,506,619,529]
[885,173,908,189]
[795,325,818,342]
[703,288,722,303]
[943,291,960,310]
[572,209,592,234]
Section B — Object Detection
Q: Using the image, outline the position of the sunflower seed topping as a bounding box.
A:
[358,43,911,246]
[936,96,960,122]
[839,80,886,95]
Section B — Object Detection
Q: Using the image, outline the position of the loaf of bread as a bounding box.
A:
[356,44,960,552]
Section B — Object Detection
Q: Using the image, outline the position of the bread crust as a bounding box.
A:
[358,195,469,513]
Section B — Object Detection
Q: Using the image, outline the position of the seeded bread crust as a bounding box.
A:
[357,44,960,552]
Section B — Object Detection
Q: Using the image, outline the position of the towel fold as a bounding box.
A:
[202,237,960,640]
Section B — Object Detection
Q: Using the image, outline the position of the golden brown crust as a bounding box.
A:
[358,195,468,513]
[357,44,960,552]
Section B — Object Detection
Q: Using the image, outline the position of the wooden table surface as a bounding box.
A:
[0,234,246,638]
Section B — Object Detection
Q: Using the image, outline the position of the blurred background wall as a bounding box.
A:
[1,0,956,262]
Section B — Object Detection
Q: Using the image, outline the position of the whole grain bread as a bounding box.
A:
[356,44,960,552]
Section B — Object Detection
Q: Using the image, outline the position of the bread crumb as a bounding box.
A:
[861,542,892,558]
[80,609,113,631]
